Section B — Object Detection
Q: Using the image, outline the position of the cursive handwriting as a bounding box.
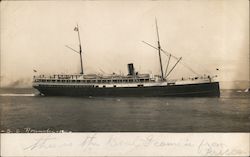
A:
[106,135,194,148]
[21,134,246,156]
[198,139,246,156]
[79,133,99,151]
[23,136,57,150]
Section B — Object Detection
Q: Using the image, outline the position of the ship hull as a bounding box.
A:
[33,82,220,97]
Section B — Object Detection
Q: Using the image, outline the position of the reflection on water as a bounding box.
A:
[0,88,249,132]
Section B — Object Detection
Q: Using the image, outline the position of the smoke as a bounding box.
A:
[1,77,32,88]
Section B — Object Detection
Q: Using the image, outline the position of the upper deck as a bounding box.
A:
[33,74,153,84]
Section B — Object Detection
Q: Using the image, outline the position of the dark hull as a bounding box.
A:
[34,82,220,97]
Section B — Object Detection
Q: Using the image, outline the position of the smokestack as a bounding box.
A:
[127,63,135,75]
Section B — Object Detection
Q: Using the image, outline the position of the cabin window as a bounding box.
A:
[103,85,106,88]
[129,79,133,82]
[137,84,144,87]
[95,85,99,88]
[98,80,102,83]
[77,80,80,83]
[113,80,117,83]
[113,85,116,87]
[72,80,76,83]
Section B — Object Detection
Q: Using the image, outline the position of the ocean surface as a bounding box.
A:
[0,88,249,132]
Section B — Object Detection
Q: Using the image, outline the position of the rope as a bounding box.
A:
[142,41,210,76]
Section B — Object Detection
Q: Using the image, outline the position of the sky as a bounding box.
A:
[0,0,249,88]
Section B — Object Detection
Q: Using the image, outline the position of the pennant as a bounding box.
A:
[74,27,78,31]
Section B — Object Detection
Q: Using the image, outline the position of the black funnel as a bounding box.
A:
[127,63,135,75]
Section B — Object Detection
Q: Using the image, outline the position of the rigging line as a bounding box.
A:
[142,41,201,75]
[99,68,106,74]
[142,41,179,59]
[180,62,201,76]
[160,48,179,60]
[161,48,209,76]
[65,45,79,54]
[181,59,210,76]
[197,64,211,75]
[164,54,171,77]
[166,57,182,78]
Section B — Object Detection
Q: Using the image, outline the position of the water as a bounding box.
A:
[0,88,249,132]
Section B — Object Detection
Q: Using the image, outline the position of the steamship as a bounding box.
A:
[33,21,220,97]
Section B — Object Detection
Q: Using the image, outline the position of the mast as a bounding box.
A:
[155,18,164,81]
[75,24,84,75]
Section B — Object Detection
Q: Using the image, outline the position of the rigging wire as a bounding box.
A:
[142,41,202,76]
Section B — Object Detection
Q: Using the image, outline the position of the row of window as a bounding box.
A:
[35,79,150,83]
[38,84,145,88]
[39,85,94,88]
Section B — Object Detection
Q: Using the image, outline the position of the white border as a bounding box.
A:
[1,133,249,156]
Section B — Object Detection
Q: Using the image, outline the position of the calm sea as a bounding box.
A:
[0,88,249,132]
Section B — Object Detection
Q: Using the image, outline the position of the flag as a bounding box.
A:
[74,26,78,31]
[33,69,37,72]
